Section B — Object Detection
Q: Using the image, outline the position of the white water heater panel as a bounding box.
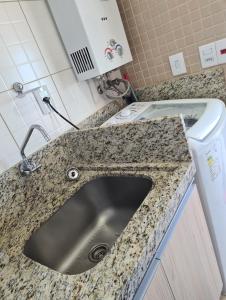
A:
[47,0,132,81]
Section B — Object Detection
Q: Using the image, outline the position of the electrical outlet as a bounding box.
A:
[199,42,218,68]
[215,38,226,65]
[169,52,187,76]
[33,86,51,115]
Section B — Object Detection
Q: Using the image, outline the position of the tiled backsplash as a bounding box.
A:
[0,0,110,174]
[117,0,226,88]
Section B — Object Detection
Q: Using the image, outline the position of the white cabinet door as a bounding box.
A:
[161,185,222,300]
[144,262,174,300]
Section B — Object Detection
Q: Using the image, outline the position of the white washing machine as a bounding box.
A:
[103,98,226,293]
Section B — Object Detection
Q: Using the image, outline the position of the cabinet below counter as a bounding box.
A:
[135,184,222,300]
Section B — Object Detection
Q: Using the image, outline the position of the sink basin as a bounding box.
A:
[23,175,152,275]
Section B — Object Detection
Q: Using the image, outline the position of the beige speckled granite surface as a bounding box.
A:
[136,67,226,104]
[0,118,195,300]
[78,99,127,129]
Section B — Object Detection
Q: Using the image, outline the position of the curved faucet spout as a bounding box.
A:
[20,124,50,175]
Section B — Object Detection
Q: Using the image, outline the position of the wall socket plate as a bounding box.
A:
[215,38,226,65]
[199,42,218,68]
[169,52,187,76]
[33,86,51,115]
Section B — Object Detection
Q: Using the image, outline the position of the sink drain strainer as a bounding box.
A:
[88,244,109,263]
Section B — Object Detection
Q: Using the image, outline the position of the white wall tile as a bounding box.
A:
[0,74,7,92]
[0,5,10,23]
[31,60,49,79]
[0,2,49,91]
[1,66,22,90]
[4,2,24,23]
[52,69,98,124]
[17,63,36,82]
[0,114,20,173]
[14,21,33,43]
[0,75,71,156]
[0,23,19,45]
[0,46,13,68]
[23,40,42,61]
[8,44,28,65]
[20,0,70,74]
[87,79,111,110]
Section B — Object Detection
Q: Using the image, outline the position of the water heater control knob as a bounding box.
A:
[105,48,113,60]
[116,44,123,56]
[107,51,113,60]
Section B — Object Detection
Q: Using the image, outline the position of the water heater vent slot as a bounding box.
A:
[70,47,94,74]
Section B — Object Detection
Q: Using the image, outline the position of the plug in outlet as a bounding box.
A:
[169,52,187,76]
[199,42,218,68]
[33,86,51,115]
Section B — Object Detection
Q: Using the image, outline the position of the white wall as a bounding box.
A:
[0,0,111,174]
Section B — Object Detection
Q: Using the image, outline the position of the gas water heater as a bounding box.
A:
[47,0,132,81]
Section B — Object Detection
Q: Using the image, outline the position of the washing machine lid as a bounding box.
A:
[103,98,225,141]
[186,99,225,140]
[135,99,225,141]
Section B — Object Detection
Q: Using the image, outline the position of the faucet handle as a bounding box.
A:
[19,159,41,176]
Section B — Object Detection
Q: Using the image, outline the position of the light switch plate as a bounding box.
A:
[199,42,218,68]
[215,38,226,64]
[169,52,187,76]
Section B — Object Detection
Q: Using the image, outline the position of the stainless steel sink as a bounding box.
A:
[23,176,152,275]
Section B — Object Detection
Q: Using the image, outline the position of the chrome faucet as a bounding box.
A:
[19,124,50,176]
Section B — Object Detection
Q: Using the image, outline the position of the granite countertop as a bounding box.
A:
[136,67,226,104]
[0,118,195,300]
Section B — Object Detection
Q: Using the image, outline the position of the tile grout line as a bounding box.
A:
[0,67,72,95]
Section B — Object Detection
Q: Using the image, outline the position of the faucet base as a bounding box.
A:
[19,159,41,176]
